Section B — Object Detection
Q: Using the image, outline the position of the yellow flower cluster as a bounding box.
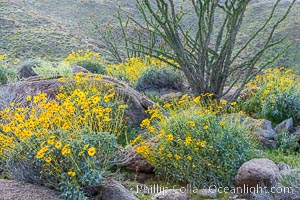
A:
[64,49,102,64]
[0,54,7,61]
[162,93,238,118]
[243,67,300,123]
[130,85,254,188]
[246,67,295,103]
[106,56,177,85]
[0,73,127,158]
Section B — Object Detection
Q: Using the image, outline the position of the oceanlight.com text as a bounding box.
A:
[135,184,293,195]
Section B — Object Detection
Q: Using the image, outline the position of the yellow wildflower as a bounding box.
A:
[45,157,51,163]
[166,134,174,141]
[187,121,195,127]
[219,121,226,126]
[88,147,96,157]
[68,171,76,177]
[174,154,181,160]
[167,153,172,158]
[55,141,62,149]
[184,136,192,146]
[26,96,32,101]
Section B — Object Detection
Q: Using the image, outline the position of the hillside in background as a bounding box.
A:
[0,0,299,71]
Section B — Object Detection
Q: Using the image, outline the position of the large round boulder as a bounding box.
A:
[235,158,280,189]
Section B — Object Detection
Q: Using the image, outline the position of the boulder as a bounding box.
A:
[258,119,277,148]
[71,65,89,74]
[222,87,239,101]
[260,119,276,139]
[0,179,62,200]
[127,172,156,184]
[122,147,153,173]
[224,114,277,148]
[161,92,183,102]
[151,189,189,200]
[235,158,280,189]
[260,139,278,149]
[101,181,138,200]
[17,60,39,79]
[292,126,300,140]
[274,118,293,134]
[2,75,156,127]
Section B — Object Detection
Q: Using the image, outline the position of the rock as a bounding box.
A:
[260,119,276,139]
[17,60,39,79]
[101,180,138,200]
[235,158,280,189]
[151,189,189,200]
[260,138,278,149]
[0,179,62,200]
[225,114,277,147]
[161,92,183,102]
[71,65,89,74]
[198,189,217,199]
[292,126,300,140]
[222,87,239,101]
[274,118,293,134]
[297,111,300,120]
[2,75,157,127]
[122,147,153,173]
[257,120,277,148]
[251,192,273,200]
[127,172,156,184]
[277,162,290,171]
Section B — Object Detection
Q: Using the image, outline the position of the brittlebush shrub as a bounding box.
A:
[135,67,184,93]
[77,60,106,74]
[243,68,300,124]
[0,73,128,199]
[132,95,256,187]
[32,60,73,79]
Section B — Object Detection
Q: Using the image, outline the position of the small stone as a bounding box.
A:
[277,162,290,171]
[198,189,217,199]
[151,189,189,200]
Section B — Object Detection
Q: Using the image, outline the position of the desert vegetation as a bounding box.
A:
[0,0,300,200]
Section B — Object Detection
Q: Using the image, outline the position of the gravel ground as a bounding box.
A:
[0,179,62,200]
